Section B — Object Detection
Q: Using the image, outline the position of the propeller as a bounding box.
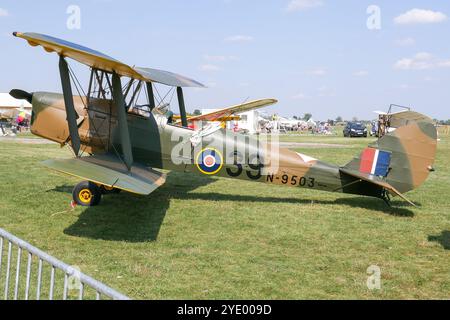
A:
[9,89,33,104]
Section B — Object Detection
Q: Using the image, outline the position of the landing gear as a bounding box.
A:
[72,181,102,207]
[99,185,122,195]
[381,189,391,207]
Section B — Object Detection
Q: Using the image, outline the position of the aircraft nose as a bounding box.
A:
[26,92,71,144]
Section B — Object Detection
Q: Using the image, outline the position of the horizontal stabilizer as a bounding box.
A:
[340,168,416,206]
[43,154,166,195]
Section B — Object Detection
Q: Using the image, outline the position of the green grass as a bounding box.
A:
[0,133,449,300]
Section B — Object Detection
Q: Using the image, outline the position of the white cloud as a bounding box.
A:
[286,0,323,12]
[394,52,450,71]
[353,70,369,77]
[317,86,336,97]
[394,52,434,70]
[399,84,410,90]
[203,54,238,62]
[0,8,9,17]
[396,37,416,46]
[437,60,450,68]
[292,92,308,100]
[200,64,221,72]
[224,35,254,42]
[394,9,447,25]
[308,68,327,76]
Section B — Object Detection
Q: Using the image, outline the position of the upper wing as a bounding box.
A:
[13,32,204,88]
[388,110,433,128]
[135,67,205,88]
[43,154,166,195]
[181,99,278,123]
[374,110,433,128]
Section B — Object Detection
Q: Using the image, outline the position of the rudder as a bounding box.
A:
[343,120,437,195]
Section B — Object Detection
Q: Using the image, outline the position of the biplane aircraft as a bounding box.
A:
[11,32,437,207]
[374,106,434,138]
[172,101,265,130]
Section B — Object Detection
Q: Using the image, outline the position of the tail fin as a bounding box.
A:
[341,116,437,202]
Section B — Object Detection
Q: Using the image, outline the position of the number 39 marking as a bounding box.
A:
[226,151,263,181]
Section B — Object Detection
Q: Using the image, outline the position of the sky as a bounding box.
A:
[0,0,449,120]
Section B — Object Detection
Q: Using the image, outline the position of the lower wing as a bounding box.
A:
[43,154,166,195]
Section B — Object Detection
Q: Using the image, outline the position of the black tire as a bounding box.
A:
[72,181,102,207]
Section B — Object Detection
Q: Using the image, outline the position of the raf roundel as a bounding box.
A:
[196,148,223,175]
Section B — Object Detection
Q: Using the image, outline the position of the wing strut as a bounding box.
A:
[146,82,156,111]
[59,56,81,156]
[112,72,134,171]
[177,87,188,127]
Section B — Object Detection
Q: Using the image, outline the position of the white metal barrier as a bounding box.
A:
[0,228,130,300]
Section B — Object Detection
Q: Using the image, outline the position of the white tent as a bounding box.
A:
[0,93,32,114]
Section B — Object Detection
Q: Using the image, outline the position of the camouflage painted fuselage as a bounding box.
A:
[30,92,438,203]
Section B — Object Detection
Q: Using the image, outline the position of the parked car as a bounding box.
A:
[343,122,368,137]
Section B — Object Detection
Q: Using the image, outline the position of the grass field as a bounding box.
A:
[0,131,449,299]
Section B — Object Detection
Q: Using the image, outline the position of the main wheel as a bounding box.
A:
[72,181,102,207]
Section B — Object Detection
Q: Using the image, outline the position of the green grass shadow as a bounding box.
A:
[428,231,450,250]
[47,171,416,243]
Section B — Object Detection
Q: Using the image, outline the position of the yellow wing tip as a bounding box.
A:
[258,98,278,105]
[244,98,278,105]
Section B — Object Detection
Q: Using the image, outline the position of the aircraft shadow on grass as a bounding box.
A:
[48,172,415,243]
[52,171,214,243]
[428,231,450,250]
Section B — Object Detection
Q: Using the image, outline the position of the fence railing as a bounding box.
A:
[0,228,130,300]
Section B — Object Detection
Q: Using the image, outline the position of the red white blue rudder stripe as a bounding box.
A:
[359,148,392,177]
